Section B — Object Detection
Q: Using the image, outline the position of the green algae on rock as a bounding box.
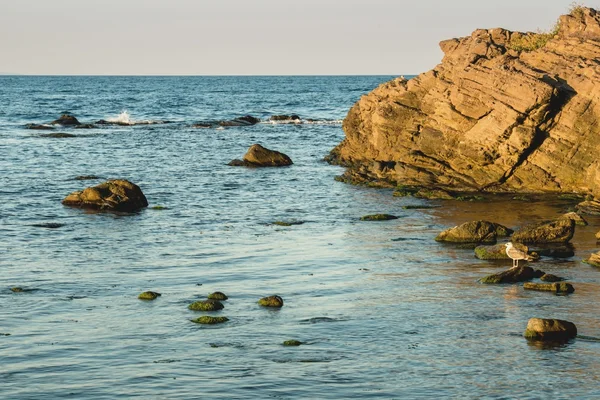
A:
[191,316,229,325]
[138,291,161,300]
[10,287,24,293]
[523,282,574,294]
[188,299,224,311]
[272,220,305,226]
[207,292,228,301]
[283,340,303,346]
[258,295,284,308]
[524,318,577,341]
[474,243,536,260]
[360,214,398,221]
[480,266,543,284]
[540,273,565,282]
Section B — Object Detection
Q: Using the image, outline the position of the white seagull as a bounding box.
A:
[504,242,534,268]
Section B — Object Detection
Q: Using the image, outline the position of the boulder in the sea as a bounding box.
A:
[62,179,148,212]
[524,318,577,341]
[25,124,55,130]
[560,212,588,226]
[576,200,600,215]
[474,243,537,260]
[219,115,260,127]
[532,244,575,258]
[40,132,77,138]
[584,251,600,267]
[229,144,293,167]
[271,220,305,226]
[191,316,229,324]
[512,218,575,244]
[282,340,303,346]
[188,300,224,311]
[328,7,600,198]
[50,114,81,126]
[207,292,228,301]
[523,282,574,294]
[436,221,512,244]
[270,115,301,122]
[258,295,284,308]
[74,123,96,129]
[480,266,542,284]
[540,273,564,282]
[360,214,398,221]
[138,291,161,300]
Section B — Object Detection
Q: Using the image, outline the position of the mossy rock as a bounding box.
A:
[258,295,284,308]
[272,220,304,226]
[455,195,485,201]
[207,291,228,300]
[151,206,168,210]
[474,243,536,260]
[283,340,303,346]
[413,189,454,200]
[523,282,574,294]
[540,273,564,282]
[402,205,440,210]
[10,287,24,293]
[480,266,541,284]
[188,299,224,311]
[512,195,531,201]
[560,212,587,226]
[191,316,229,325]
[392,185,420,197]
[436,221,512,244]
[138,291,161,300]
[512,218,575,244]
[360,214,398,221]
[558,194,585,201]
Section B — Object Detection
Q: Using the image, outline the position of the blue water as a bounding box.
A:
[1,76,600,399]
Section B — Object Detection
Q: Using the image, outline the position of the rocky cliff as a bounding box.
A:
[330,7,600,195]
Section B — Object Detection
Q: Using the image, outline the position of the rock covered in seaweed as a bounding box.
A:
[207,292,228,300]
[228,144,293,167]
[435,221,512,244]
[62,179,148,212]
[328,7,600,197]
[188,300,224,311]
[524,318,577,341]
[474,243,537,260]
[191,316,229,324]
[480,266,543,284]
[523,282,574,294]
[360,214,398,221]
[258,295,284,308]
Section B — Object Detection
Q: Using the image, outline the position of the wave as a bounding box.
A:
[98,111,168,126]
[263,119,343,126]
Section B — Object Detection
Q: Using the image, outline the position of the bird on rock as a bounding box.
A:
[504,242,534,268]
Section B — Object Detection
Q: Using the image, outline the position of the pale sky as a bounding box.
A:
[0,0,592,75]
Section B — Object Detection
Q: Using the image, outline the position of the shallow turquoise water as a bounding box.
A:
[1,76,600,399]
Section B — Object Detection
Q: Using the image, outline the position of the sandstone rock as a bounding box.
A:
[51,114,80,126]
[435,221,512,244]
[523,282,574,294]
[258,295,284,308]
[207,292,228,300]
[329,7,600,197]
[474,243,537,260]
[512,218,575,244]
[596,231,600,240]
[414,189,455,200]
[560,212,588,226]
[360,214,398,221]
[576,200,600,215]
[188,300,224,311]
[480,266,543,284]
[62,179,148,212]
[138,291,161,300]
[524,318,577,341]
[191,316,229,324]
[229,144,293,167]
[584,251,600,267]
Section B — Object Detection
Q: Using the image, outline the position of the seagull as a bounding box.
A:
[504,242,534,268]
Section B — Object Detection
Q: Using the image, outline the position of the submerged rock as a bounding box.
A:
[524,318,577,341]
[188,300,224,311]
[25,124,55,130]
[282,340,303,346]
[531,244,575,258]
[360,214,398,221]
[229,144,293,167]
[138,291,161,300]
[328,7,600,197]
[39,132,77,138]
[50,114,81,126]
[32,222,65,229]
[191,316,229,324]
[512,218,575,244]
[10,287,24,293]
[272,220,305,226]
[62,179,148,212]
[258,295,284,308]
[480,266,542,284]
[523,282,574,294]
[270,115,301,122]
[73,175,103,181]
[474,243,537,260]
[436,221,512,244]
[219,115,260,127]
[207,292,228,301]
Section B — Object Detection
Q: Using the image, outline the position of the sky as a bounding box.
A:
[0,0,594,75]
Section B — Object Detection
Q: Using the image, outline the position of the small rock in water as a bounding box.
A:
[138,291,161,300]
[188,300,224,311]
[50,114,81,126]
[523,282,574,294]
[73,175,103,181]
[584,251,600,267]
[575,200,600,215]
[228,144,293,167]
[270,115,301,122]
[191,316,229,324]
[282,340,303,346]
[360,214,398,221]
[272,220,304,226]
[413,188,455,200]
[40,132,77,138]
[436,221,512,244]
[207,292,228,300]
[540,273,564,282]
[32,223,66,229]
[524,318,577,341]
[258,295,284,308]
[151,206,168,210]
[474,243,536,260]
[480,266,542,284]
[10,287,24,293]
[511,218,575,244]
[560,212,587,226]
[25,124,55,130]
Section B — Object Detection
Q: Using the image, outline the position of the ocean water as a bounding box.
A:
[1,76,600,399]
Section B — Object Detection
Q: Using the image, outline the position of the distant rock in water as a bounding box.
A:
[138,291,161,300]
[32,223,66,229]
[524,318,577,341]
[25,124,55,130]
[480,266,543,284]
[219,115,260,127]
[228,144,293,167]
[328,7,600,196]
[39,132,77,138]
[73,175,103,181]
[360,214,398,221]
[258,295,284,308]
[50,114,81,126]
[435,221,512,244]
[269,115,301,122]
[62,179,148,212]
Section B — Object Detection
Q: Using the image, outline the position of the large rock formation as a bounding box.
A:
[329,7,600,196]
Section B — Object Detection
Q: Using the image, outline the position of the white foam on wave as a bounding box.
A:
[260,119,343,126]
[108,110,132,125]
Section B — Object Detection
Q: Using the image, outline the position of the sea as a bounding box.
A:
[1,76,599,399]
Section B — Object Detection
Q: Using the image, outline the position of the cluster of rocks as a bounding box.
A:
[26,114,168,133]
[192,114,302,129]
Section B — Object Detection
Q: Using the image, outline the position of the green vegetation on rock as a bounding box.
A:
[207,291,228,300]
[191,316,229,325]
[188,300,224,311]
[258,295,284,308]
[138,291,161,300]
[360,214,398,221]
[283,340,303,346]
[10,287,24,293]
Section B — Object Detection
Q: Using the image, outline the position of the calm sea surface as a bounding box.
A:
[1,76,600,399]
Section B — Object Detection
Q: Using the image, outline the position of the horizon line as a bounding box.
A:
[0,73,417,77]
